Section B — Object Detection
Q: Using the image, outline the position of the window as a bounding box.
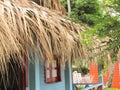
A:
[45,59,61,83]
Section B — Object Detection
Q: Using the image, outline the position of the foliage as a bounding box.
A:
[92,0,120,62]
[62,0,120,87]
[72,61,89,75]
[80,0,120,62]
[76,85,84,89]
[61,0,103,26]
[61,0,120,62]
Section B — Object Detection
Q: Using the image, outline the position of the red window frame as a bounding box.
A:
[45,59,61,83]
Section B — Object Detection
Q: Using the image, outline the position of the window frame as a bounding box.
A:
[44,59,62,84]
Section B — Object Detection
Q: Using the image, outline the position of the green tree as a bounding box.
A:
[86,0,120,87]
[61,0,103,26]
[61,0,120,87]
[94,0,120,62]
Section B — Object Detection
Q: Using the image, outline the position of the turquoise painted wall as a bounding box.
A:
[39,62,65,90]
[29,61,35,90]
[28,55,72,90]
[65,62,73,90]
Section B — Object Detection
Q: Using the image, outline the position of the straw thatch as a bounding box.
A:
[32,0,66,14]
[0,0,87,75]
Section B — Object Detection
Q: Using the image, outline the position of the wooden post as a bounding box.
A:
[67,0,71,12]
[99,85,102,90]
[35,54,41,90]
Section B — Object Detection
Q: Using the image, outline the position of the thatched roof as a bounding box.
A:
[0,0,87,75]
[32,0,66,14]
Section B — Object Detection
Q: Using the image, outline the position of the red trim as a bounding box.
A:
[52,77,58,82]
[46,78,51,83]
[25,52,29,87]
[45,59,61,84]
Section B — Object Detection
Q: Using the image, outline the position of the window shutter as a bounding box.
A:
[45,61,51,83]
[45,59,61,83]
[52,60,58,82]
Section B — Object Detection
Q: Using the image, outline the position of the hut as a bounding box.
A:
[0,0,86,90]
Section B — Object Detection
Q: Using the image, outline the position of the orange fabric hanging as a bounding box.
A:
[90,62,99,83]
[103,69,109,85]
[112,62,120,88]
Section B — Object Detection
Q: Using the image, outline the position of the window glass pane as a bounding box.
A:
[52,69,57,77]
[45,59,61,83]
[46,70,50,78]
[52,60,57,68]
[46,61,50,68]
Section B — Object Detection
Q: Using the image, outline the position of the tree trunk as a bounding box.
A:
[106,63,114,88]
[67,0,71,12]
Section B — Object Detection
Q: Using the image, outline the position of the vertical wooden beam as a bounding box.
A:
[69,61,73,90]
[99,85,102,90]
[35,54,41,90]
[27,54,41,90]
[26,59,29,90]
[28,57,35,90]
[65,61,73,90]
[98,65,103,83]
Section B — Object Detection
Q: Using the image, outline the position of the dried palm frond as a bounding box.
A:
[32,0,66,14]
[0,0,89,88]
[0,0,86,75]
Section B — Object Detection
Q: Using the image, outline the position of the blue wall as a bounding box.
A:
[28,61,35,90]
[28,55,72,90]
[39,62,65,90]
[65,62,73,90]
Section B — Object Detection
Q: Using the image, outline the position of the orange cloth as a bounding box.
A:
[90,62,99,83]
[103,70,109,85]
[112,62,120,88]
